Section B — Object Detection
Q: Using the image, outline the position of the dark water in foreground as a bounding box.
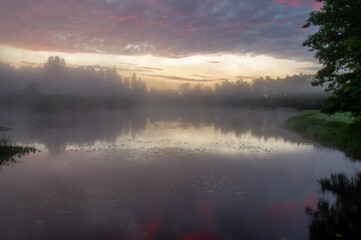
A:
[0,108,360,240]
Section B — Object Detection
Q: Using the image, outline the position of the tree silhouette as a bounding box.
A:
[24,81,42,96]
[303,0,361,119]
[44,56,66,70]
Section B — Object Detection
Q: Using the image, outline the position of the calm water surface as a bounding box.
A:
[0,108,360,240]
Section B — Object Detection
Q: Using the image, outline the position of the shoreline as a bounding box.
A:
[286,110,361,159]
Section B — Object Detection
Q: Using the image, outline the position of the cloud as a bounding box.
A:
[142,74,215,83]
[191,74,213,79]
[296,65,321,72]
[20,61,42,66]
[136,66,163,71]
[274,0,322,10]
[0,0,320,60]
[116,63,163,72]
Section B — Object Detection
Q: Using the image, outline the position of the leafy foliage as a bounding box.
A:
[303,0,361,118]
[44,56,66,70]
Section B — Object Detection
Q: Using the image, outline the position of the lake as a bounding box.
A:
[0,108,360,240]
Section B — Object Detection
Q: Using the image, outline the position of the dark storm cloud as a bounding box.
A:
[0,0,320,60]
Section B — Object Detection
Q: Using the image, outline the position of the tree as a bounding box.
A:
[303,0,361,119]
[24,81,42,96]
[44,56,66,70]
[130,73,147,99]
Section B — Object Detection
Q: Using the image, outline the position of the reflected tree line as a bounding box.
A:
[5,108,360,159]
[307,172,361,240]
[4,108,300,155]
[0,57,326,111]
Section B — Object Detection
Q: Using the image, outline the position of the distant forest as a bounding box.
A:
[0,57,327,111]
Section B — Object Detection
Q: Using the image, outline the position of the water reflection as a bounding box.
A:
[0,137,36,170]
[0,150,20,170]
[306,172,361,240]
[0,109,360,240]
[0,108,308,155]
[0,149,317,240]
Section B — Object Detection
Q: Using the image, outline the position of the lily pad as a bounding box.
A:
[36,219,43,224]
[235,192,246,195]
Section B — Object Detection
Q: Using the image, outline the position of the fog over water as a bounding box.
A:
[0,59,359,240]
[1,0,360,238]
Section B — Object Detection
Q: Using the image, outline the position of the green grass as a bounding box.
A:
[305,110,356,124]
[286,110,361,154]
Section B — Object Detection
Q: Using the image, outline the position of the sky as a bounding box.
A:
[0,0,322,89]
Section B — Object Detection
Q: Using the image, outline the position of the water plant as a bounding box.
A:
[0,136,37,169]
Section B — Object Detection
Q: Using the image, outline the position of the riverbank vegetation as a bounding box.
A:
[0,137,37,168]
[286,111,361,156]
[288,0,361,159]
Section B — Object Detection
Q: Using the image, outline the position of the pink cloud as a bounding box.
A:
[0,0,318,59]
[108,15,128,23]
[275,0,302,7]
[188,23,197,30]
[274,0,323,10]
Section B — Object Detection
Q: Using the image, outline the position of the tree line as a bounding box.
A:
[0,57,326,111]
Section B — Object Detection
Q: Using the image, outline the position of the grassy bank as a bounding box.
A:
[286,110,361,155]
